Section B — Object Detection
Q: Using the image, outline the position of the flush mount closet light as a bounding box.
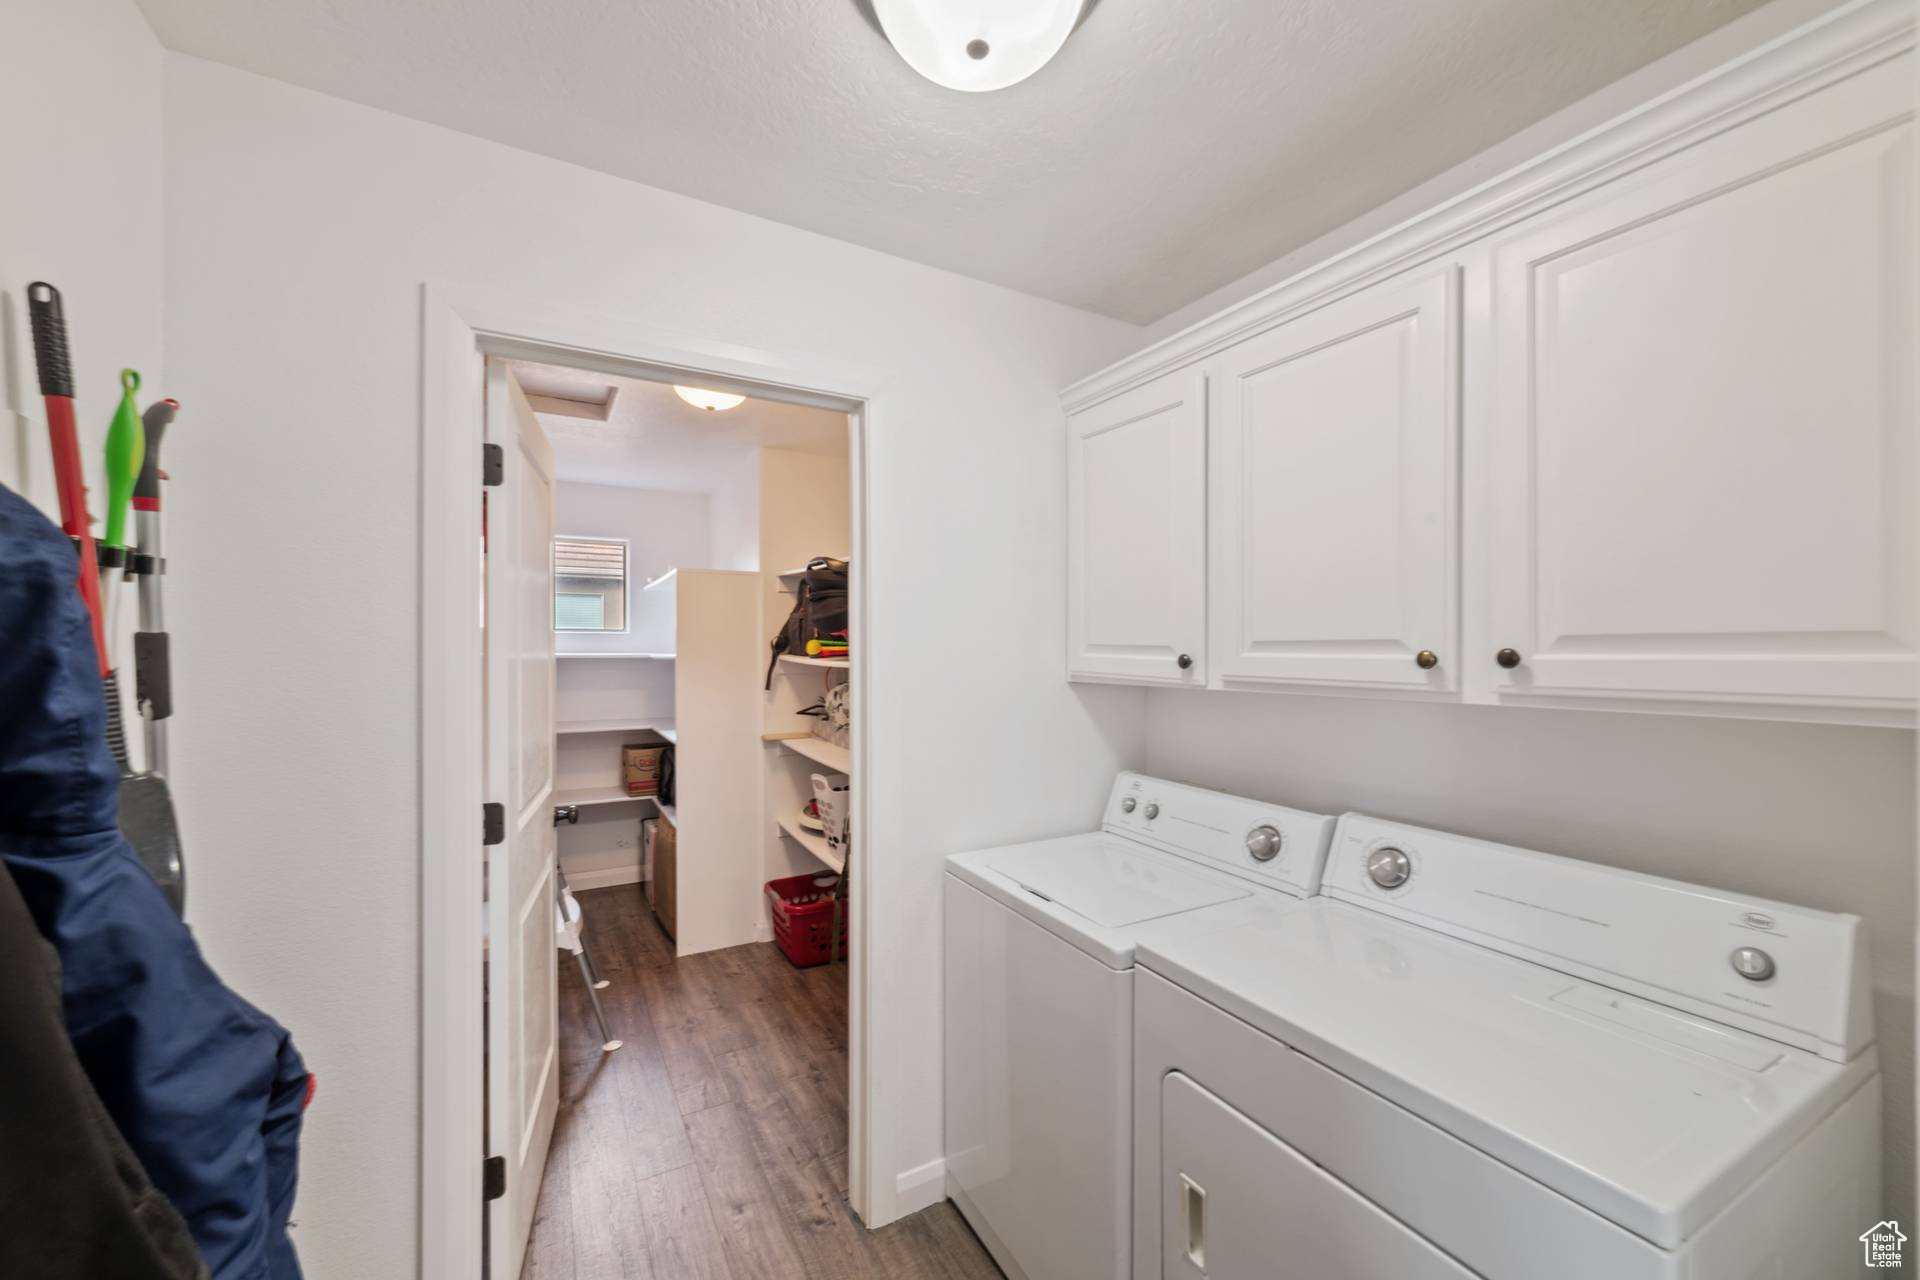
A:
[874,0,1084,93]
[673,386,746,412]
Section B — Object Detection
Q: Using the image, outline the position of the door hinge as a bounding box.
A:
[482,443,504,487]
[482,802,505,846]
[483,1155,506,1202]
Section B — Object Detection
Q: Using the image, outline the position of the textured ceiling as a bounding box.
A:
[137,0,1772,323]
[512,362,846,493]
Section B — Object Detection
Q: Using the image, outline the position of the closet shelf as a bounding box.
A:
[775,735,849,773]
[778,654,848,670]
[557,652,675,661]
[556,718,677,742]
[552,786,648,809]
[551,787,678,821]
[777,814,845,874]
[776,563,848,595]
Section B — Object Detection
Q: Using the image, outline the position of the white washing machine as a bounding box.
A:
[1133,814,1882,1280]
[944,772,1335,1280]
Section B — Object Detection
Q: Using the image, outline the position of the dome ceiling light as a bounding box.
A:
[873,0,1086,93]
[673,386,747,412]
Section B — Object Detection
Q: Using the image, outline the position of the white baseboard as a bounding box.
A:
[894,1157,947,1216]
[564,864,643,892]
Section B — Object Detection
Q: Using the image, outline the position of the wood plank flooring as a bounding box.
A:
[523,886,1003,1280]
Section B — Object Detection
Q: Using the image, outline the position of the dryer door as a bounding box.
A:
[1162,1072,1477,1278]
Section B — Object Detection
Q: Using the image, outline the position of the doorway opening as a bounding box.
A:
[478,351,867,1279]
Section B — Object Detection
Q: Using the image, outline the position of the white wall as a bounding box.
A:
[707,448,761,573]
[1,0,165,770]
[161,54,1142,1275]
[1136,0,1852,345]
[553,479,710,654]
[2,0,164,512]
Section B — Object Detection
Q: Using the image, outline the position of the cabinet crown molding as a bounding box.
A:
[1060,0,1915,415]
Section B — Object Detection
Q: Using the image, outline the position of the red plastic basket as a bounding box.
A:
[766,873,847,968]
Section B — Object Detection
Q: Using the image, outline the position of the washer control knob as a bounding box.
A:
[1120,797,1137,814]
[1245,825,1283,863]
[1143,802,1160,820]
[1366,846,1412,890]
[1730,946,1776,982]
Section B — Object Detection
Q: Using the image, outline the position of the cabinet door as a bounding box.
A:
[1484,60,1914,717]
[1212,269,1459,691]
[1159,1072,1473,1280]
[1067,367,1208,685]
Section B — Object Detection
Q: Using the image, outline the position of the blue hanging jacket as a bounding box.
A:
[0,482,307,1279]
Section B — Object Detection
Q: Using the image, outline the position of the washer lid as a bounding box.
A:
[983,838,1251,928]
[947,832,1261,970]
[1136,900,1876,1249]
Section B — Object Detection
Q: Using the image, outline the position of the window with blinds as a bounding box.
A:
[553,536,628,632]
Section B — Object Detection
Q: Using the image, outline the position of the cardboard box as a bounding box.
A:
[622,731,671,795]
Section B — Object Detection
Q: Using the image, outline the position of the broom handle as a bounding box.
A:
[27,283,110,677]
[135,399,178,778]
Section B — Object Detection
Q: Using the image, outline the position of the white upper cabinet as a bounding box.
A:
[1212,268,1459,692]
[1060,3,1915,724]
[1067,367,1208,685]
[1482,56,1914,719]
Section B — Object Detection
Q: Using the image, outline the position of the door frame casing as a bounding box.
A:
[420,282,882,1278]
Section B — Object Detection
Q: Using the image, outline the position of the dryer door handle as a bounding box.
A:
[1180,1172,1207,1272]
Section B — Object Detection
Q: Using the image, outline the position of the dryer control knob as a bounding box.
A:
[1366,846,1412,890]
[1120,797,1137,814]
[1143,802,1160,820]
[1730,947,1776,982]
[1245,825,1283,863]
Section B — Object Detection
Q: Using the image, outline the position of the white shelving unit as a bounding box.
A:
[776,567,808,594]
[552,569,757,953]
[767,639,851,889]
[776,813,845,874]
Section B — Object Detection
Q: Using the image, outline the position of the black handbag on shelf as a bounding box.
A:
[765,557,848,687]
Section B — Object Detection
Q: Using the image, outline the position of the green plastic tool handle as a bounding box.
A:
[103,369,144,550]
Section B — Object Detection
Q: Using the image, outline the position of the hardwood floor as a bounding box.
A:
[523,886,1003,1280]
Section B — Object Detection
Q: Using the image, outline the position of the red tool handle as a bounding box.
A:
[27,282,110,675]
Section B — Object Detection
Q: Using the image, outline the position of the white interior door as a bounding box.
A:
[484,361,559,1278]
[1211,268,1458,691]
[1066,367,1208,685]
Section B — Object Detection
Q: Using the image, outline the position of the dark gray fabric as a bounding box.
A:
[0,860,207,1279]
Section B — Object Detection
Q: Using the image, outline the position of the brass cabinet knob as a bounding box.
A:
[1415,650,1439,670]
[1496,648,1523,669]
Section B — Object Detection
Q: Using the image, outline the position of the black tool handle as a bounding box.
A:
[27,282,74,398]
[136,399,178,503]
[135,633,172,721]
